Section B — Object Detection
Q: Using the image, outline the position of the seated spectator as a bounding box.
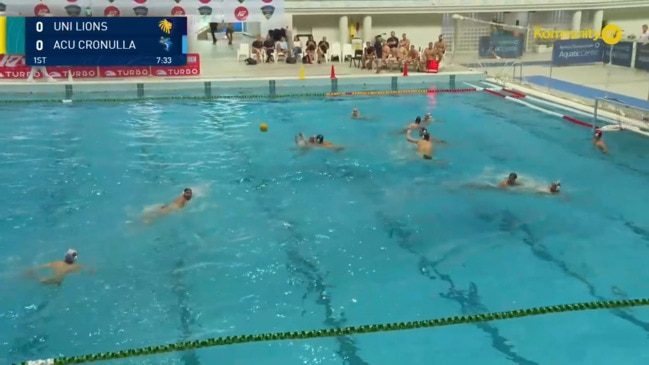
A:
[317,37,330,63]
[363,43,375,70]
[251,36,264,62]
[263,35,275,62]
[399,33,411,51]
[305,35,317,63]
[276,36,288,54]
[293,35,303,57]
[406,45,422,71]
[383,42,400,71]
[387,31,399,52]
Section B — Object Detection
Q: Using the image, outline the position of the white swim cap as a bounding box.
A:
[65,249,78,263]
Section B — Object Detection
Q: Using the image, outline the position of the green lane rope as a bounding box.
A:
[0,88,478,104]
[17,298,649,365]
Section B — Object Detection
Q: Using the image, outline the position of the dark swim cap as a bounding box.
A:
[509,172,517,179]
[315,134,324,143]
[422,132,430,141]
[415,116,422,123]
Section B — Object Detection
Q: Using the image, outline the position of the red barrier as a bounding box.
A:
[0,54,201,80]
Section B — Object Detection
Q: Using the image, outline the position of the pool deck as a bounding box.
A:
[2,34,648,110]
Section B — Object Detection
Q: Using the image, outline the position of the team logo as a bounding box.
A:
[0,3,6,12]
[159,19,173,34]
[66,0,77,2]
[160,37,172,52]
[108,0,114,3]
[104,6,120,16]
[171,6,185,15]
[260,5,275,20]
[133,6,148,16]
[65,4,82,16]
[237,0,245,3]
[134,0,147,4]
[234,6,248,21]
[174,0,181,3]
[198,6,212,15]
[199,0,211,3]
[261,0,272,3]
[34,3,51,16]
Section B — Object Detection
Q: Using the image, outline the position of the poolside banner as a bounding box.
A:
[0,54,97,79]
[602,41,634,67]
[635,43,649,71]
[0,53,201,79]
[151,53,200,77]
[551,39,603,66]
[478,34,524,58]
[0,0,285,21]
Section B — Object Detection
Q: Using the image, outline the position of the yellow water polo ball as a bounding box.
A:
[259,123,268,132]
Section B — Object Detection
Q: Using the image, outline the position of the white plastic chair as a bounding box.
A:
[237,43,250,61]
[329,42,342,62]
[342,43,353,61]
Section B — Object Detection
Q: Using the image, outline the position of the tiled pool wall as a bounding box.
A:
[0,73,486,102]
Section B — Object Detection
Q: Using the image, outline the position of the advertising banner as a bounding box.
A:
[551,39,602,66]
[0,0,284,22]
[601,41,634,67]
[635,43,649,71]
[479,34,524,59]
[0,53,201,79]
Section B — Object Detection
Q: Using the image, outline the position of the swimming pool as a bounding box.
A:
[2,88,649,365]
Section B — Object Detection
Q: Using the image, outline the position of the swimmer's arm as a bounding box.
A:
[405,130,418,143]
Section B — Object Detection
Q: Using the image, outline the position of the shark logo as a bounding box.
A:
[160,37,172,52]
[260,5,275,20]
[64,4,82,16]
[237,0,245,3]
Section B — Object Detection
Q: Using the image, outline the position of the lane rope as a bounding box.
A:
[0,88,480,104]
[19,298,649,365]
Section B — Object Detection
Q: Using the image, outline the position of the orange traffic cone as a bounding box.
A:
[402,62,409,76]
[330,65,336,79]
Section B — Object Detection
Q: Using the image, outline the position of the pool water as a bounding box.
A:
[2,90,649,365]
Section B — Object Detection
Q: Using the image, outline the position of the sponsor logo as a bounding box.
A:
[237,0,245,3]
[0,54,26,67]
[199,0,211,4]
[104,6,120,16]
[234,6,248,21]
[260,5,274,20]
[34,3,50,16]
[533,23,623,46]
[174,0,181,3]
[134,0,147,4]
[65,4,82,16]
[171,6,185,16]
[0,2,6,12]
[133,6,148,16]
[262,0,273,3]
[67,0,77,2]
[99,67,151,78]
[198,6,212,15]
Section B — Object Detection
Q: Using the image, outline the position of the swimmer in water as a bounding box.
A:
[419,127,445,144]
[498,173,522,188]
[161,188,193,213]
[406,128,433,159]
[351,108,366,119]
[295,132,344,151]
[28,249,88,286]
[403,116,423,132]
[546,181,561,194]
[423,113,434,123]
[593,129,608,153]
[144,188,193,223]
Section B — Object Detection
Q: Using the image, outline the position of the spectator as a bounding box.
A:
[276,36,289,56]
[209,20,219,45]
[293,36,303,57]
[251,36,264,62]
[373,35,383,72]
[225,23,234,45]
[317,37,329,63]
[434,34,446,63]
[640,24,648,43]
[363,42,375,70]
[399,33,411,51]
[387,31,399,51]
[263,35,275,62]
[305,35,317,63]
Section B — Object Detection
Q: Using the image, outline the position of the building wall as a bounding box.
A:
[602,9,648,37]
[292,14,442,49]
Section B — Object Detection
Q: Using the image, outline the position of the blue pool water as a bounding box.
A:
[2,90,649,365]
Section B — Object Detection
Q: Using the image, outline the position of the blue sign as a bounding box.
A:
[602,41,634,67]
[24,17,187,66]
[479,34,524,58]
[635,43,649,71]
[551,39,602,66]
